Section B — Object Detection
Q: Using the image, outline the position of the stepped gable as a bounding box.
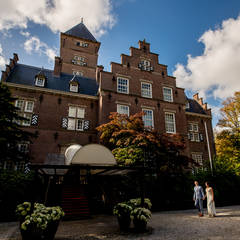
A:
[64,22,97,42]
[5,64,99,96]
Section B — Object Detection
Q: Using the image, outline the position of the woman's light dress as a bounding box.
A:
[206,187,216,217]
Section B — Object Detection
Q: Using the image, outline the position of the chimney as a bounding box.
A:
[96,65,104,83]
[54,57,62,76]
[13,53,19,63]
[138,39,150,52]
[193,93,199,101]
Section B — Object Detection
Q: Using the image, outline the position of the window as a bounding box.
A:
[18,143,29,153]
[76,41,88,47]
[163,87,173,102]
[15,100,24,111]
[142,109,154,128]
[15,99,34,126]
[188,123,200,142]
[25,101,34,112]
[67,106,85,131]
[72,56,87,66]
[73,70,83,76]
[186,101,190,109]
[141,82,152,98]
[16,161,26,171]
[165,112,176,133]
[139,60,153,71]
[70,84,78,93]
[35,76,45,87]
[192,153,203,166]
[117,104,129,116]
[117,77,129,94]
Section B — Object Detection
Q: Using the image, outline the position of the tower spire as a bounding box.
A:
[81,17,83,23]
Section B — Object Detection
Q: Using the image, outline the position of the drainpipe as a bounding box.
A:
[204,121,213,174]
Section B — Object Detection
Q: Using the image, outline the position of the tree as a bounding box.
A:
[0,83,35,165]
[217,91,240,132]
[96,112,188,171]
[215,91,240,174]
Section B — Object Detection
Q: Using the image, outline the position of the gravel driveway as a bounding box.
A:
[1,205,240,240]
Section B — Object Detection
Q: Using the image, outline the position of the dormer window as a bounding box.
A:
[138,59,153,71]
[70,83,78,92]
[35,69,46,87]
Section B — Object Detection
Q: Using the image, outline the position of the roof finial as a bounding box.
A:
[81,17,83,23]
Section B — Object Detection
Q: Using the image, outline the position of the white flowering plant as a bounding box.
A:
[128,198,152,210]
[113,202,133,218]
[16,202,65,231]
[131,207,151,223]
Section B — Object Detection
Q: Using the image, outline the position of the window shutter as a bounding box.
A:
[199,133,204,142]
[83,120,90,130]
[31,114,38,126]
[62,117,68,128]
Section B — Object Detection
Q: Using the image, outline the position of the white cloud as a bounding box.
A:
[0,0,116,38]
[24,36,57,62]
[0,43,7,70]
[173,16,240,101]
[20,30,30,37]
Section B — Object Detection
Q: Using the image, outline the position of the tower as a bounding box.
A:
[55,20,100,79]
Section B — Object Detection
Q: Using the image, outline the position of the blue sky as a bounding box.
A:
[0,0,240,128]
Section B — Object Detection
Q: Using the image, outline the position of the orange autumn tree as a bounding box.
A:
[96,112,188,171]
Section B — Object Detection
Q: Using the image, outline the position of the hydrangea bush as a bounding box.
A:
[16,202,65,231]
[131,207,152,223]
[113,202,133,218]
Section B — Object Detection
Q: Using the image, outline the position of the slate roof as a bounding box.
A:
[64,23,97,42]
[186,98,206,115]
[6,64,99,96]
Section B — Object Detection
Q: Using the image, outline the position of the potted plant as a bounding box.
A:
[113,202,133,230]
[131,207,151,232]
[128,198,152,210]
[16,202,65,240]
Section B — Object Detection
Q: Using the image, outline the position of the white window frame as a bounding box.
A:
[165,112,176,134]
[192,153,203,166]
[142,109,154,128]
[24,101,34,113]
[22,113,32,126]
[163,87,173,102]
[117,77,129,94]
[141,82,152,98]
[117,104,129,116]
[67,106,85,131]
[188,123,200,142]
[70,84,78,93]
[76,41,88,47]
[35,76,45,87]
[15,100,24,111]
[18,142,29,153]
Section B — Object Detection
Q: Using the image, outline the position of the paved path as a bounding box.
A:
[1,206,240,239]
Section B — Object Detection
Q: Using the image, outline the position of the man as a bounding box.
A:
[193,181,204,217]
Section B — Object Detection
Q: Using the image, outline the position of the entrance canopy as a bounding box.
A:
[65,144,117,166]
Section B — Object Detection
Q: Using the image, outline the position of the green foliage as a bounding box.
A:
[16,202,64,231]
[112,146,144,166]
[128,198,152,210]
[215,130,240,174]
[113,202,133,218]
[0,83,36,163]
[131,207,151,223]
[0,170,37,221]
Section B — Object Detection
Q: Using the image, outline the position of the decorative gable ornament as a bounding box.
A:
[31,114,38,126]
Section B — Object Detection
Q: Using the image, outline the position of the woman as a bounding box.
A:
[204,182,216,217]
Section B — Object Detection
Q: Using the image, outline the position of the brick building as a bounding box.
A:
[1,21,215,169]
